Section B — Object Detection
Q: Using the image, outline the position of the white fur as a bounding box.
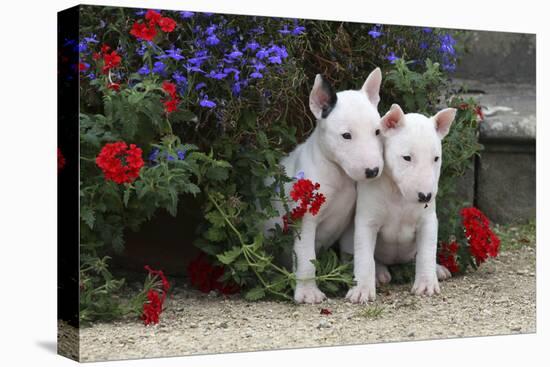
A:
[264,68,384,304]
[344,104,456,303]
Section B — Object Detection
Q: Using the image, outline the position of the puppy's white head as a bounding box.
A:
[380,104,456,205]
[309,68,384,181]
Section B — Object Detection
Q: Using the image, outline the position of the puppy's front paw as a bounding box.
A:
[411,275,440,296]
[346,284,376,303]
[294,283,326,304]
[436,264,452,281]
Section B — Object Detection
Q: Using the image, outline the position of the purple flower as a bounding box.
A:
[279,25,291,35]
[152,61,165,74]
[268,45,288,58]
[207,70,228,80]
[206,34,220,46]
[195,82,207,91]
[422,27,433,33]
[84,35,98,44]
[177,149,187,160]
[88,73,96,80]
[228,50,243,59]
[159,47,184,61]
[138,65,150,75]
[386,52,399,64]
[172,72,187,85]
[294,171,305,180]
[245,40,260,51]
[250,71,263,79]
[78,42,87,53]
[200,95,216,108]
[256,48,269,59]
[420,41,429,50]
[135,9,146,16]
[232,82,241,95]
[148,148,160,163]
[268,55,282,64]
[206,25,217,35]
[439,34,456,55]
[180,11,195,19]
[368,25,383,39]
[292,26,306,35]
[166,154,175,161]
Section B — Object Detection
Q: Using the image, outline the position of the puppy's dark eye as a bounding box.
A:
[342,133,352,140]
[402,155,411,162]
[375,129,380,136]
[434,156,440,162]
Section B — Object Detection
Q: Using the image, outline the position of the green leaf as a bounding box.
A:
[244,286,265,301]
[81,207,95,229]
[217,246,242,265]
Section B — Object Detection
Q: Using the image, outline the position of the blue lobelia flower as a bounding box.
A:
[368,24,383,39]
[231,82,241,95]
[422,27,433,33]
[153,61,165,74]
[78,42,87,53]
[177,149,187,160]
[419,41,429,50]
[159,47,185,61]
[278,25,291,35]
[386,52,399,64]
[166,154,175,161]
[207,70,228,80]
[250,71,263,79]
[268,55,282,64]
[439,34,456,55]
[138,65,150,75]
[255,48,269,59]
[292,26,306,35]
[228,50,243,59]
[148,148,160,164]
[294,171,305,180]
[200,95,216,108]
[206,34,220,46]
[245,40,260,51]
[180,11,195,19]
[172,72,187,85]
[195,82,207,91]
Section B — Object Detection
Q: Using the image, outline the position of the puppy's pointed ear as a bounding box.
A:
[309,74,337,120]
[361,67,382,107]
[433,108,456,139]
[380,104,405,136]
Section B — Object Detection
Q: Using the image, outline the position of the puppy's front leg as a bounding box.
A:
[293,217,326,304]
[412,212,440,296]
[346,222,378,303]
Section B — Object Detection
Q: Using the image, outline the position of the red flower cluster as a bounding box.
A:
[107,82,120,91]
[130,10,177,41]
[141,265,171,326]
[95,44,122,74]
[187,253,240,295]
[162,81,179,113]
[95,141,144,184]
[283,178,326,232]
[437,241,460,274]
[58,148,66,172]
[461,207,500,265]
[320,308,332,315]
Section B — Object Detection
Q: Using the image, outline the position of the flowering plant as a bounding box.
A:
[73,6,483,321]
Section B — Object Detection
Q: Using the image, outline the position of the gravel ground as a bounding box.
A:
[76,232,536,362]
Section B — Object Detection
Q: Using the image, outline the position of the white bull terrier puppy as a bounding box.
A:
[264,68,384,304]
[344,104,456,303]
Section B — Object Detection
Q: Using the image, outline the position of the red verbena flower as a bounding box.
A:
[163,98,179,113]
[107,82,120,91]
[130,22,157,41]
[475,105,484,121]
[145,10,162,25]
[95,141,144,184]
[79,62,88,72]
[460,207,500,265]
[102,50,121,74]
[288,178,326,220]
[320,308,332,315]
[159,17,177,32]
[437,241,460,274]
[162,81,177,97]
[144,265,171,298]
[58,148,66,172]
[187,253,240,295]
[141,290,163,325]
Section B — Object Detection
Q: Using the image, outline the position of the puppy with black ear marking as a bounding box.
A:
[263,68,384,304]
[344,104,456,303]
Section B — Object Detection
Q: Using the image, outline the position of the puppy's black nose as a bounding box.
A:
[365,167,379,179]
[418,192,432,203]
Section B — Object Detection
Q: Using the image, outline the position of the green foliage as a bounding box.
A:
[77,6,481,321]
